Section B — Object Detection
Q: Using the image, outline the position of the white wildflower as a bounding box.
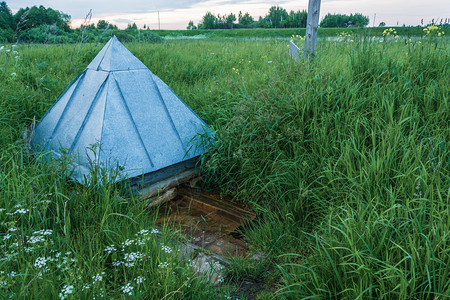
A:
[34,257,48,268]
[121,283,133,295]
[111,260,122,267]
[59,284,74,300]
[161,245,172,254]
[8,271,17,277]
[92,272,105,283]
[104,245,116,254]
[0,208,5,212]
[123,252,142,267]
[8,228,17,232]
[158,261,169,268]
[135,276,146,284]
[151,228,160,234]
[34,229,53,235]
[122,239,134,247]
[28,236,45,244]
[3,234,12,240]
[136,229,149,235]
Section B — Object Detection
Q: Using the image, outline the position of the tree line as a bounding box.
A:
[189,6,369,30]
[0,2,162,43]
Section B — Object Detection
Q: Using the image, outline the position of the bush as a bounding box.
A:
[112,30,134,43]
[0,27,14,42]
[135,31,162,43]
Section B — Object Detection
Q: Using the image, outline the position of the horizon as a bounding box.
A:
[6,0,450,30]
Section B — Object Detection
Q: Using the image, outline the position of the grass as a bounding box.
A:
[0,29,449,299]
[150,26,439,39]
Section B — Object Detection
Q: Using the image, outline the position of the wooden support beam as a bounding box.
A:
[304,0,321,58]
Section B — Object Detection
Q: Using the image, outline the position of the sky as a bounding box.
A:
[7,0,450,30]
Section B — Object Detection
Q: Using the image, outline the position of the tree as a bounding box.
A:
[238,12,253,27]
[225,13,236,29]
[200,11,216,29]
[350,13,369,27]
[0,1,14,30]
[320,13,369,28]
[126,22,137,30]
[267,6,288,28]
[13,5,71,31]
[285,10,307,28]
[97,19,110,30]
[186,20,197,30]
[378,21,386,27]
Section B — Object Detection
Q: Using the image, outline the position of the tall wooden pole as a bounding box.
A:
[304,0,321,58]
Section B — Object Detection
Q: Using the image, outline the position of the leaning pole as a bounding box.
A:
[304,0,321,58]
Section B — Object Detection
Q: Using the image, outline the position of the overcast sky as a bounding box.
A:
[7,0,450,29]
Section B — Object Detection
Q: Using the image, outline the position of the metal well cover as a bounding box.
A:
[32,36,211,183]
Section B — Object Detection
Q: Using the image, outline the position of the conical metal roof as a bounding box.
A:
[32,36,211,183]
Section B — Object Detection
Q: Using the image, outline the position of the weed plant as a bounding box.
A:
[0,32,448,298]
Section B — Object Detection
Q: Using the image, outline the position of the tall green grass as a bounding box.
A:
[0,33,448,298]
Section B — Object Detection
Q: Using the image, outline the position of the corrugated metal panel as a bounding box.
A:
[32,36,211,183]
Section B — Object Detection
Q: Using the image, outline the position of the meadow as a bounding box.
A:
[0,28,449,299]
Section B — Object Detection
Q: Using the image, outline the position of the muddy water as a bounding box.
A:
[157,187,255,258]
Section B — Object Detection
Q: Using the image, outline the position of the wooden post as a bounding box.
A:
[304,0,321,58]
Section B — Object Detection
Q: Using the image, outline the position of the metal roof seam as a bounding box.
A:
[68,73,110,155]
[96,38,113,71]
[111,72,155,168]
[50,70,87,139]
[98,77,109,167]
[150,73,186,153]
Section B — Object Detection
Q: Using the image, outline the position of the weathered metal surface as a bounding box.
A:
[32,36,211,183]
[157,187,255,258]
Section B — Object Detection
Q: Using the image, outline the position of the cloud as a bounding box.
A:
[113,19,133,24]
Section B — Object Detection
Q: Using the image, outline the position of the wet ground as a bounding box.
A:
[157,186,255,258]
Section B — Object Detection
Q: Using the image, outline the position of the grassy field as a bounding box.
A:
[0,28,449,298]
[153,26,435,39]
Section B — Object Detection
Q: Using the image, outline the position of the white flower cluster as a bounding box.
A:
[34,229,53,235]
[122,239,135,247]
[161,244,173,254]
[135,276,146,284]
[158,261,169,268]
[59,284,74,300]
[28,236,45,244]
[34,257,48,268]
[104,245,117,254]
[6,208,29,215]
[121,283,133,295]
[92,272,105,284]
[136,229,149,235]
[123,252,143,267]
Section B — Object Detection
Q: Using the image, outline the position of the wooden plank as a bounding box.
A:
[139,168,198,200]
[180,188,256,223]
